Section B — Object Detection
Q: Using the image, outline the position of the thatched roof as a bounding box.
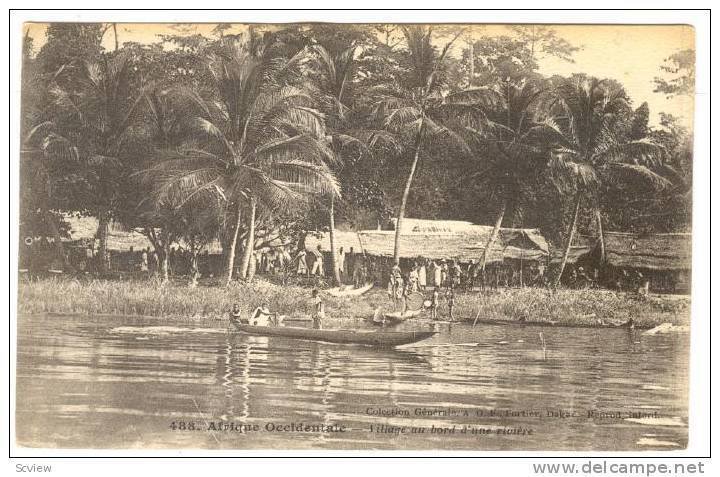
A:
[550,234,598,265]
[604,232,691,271]
[64,216,152,251]
[64,216,228,253]
[549,232,692,271]
[306,220,549,263]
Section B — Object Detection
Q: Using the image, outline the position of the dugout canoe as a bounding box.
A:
[380,309,423,324]
[231,323,436,347]
[326,282,374,298]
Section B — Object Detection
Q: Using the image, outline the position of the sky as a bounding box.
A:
[23,22,695,128]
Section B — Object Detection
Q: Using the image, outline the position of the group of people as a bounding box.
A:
[293,245,369,285]
[386,258,473,294]
[386,263,456,320]
[120,245,204,277]
[382,257,552,293]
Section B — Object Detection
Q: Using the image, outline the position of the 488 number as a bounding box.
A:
[170,421,199,431]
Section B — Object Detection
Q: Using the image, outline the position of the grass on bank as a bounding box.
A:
[17,276,689,328]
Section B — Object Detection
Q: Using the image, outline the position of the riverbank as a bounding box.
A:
[17,276,689,328]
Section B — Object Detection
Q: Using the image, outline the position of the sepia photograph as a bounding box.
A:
[13,14,699,454]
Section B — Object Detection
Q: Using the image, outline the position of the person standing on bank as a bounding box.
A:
[311,244,324,277]
[296,248,308,276]
[430,287,440,320]
[141,248,149,273]
[310,289,325,329]
[446,288,456,321]
[337,246,345,282]
[433,260,442,289]
[408,264,419,292]
[346,247,355,281]
[418,259,427,291]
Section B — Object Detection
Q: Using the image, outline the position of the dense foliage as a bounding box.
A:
[20,23,693,282]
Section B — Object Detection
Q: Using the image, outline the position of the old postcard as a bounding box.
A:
[15,19,695,452]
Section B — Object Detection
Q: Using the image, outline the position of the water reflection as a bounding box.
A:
[16,314,688,450]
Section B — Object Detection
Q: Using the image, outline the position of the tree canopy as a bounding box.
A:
[20,23,693,280]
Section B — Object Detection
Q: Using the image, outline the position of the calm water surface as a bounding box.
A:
[16,313,688,450]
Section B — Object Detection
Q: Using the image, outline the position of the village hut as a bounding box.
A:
[305,219,550,286]
[601,232,691,293]
[552,231,691,293]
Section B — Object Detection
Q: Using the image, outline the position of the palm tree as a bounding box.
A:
[372,26,466,265]
[21,121,79,270]
[133,84,211,280]
[29,52,145,272]
[149,38,339,286]
[308,44,399,285]
[450,79,551,271]
[545,76,668,287]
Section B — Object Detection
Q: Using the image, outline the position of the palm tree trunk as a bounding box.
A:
[189,251,199,288]
[555,192,583,288]
[96,211,110,273]
[596,208,606,264]
[112,23,119,52]
[239,197,257,281]
[467,39,474,86]
[329,196,341,285]
[247,250,257,282]
[224,203,243,286]
[161,243,169,282]
[480,200,507,271]
[43,210,72,271]
[393,117,426,265]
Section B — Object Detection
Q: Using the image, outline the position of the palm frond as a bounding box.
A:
[265,159,340,197]
[41,133,81,162]
[443,87,505,109]
[383,106,422,130]
[190,117,235,157]
[254,134,334,167]
[549,154,598,188]
[596,138,665,167]
[608,163,673,190]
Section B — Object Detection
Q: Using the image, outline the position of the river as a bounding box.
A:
[16,314,688,451]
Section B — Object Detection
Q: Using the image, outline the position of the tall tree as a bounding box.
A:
[509,25,580,63]
[545,76,667,286]
[37,53,146,272]
[308,42,399,284]
[653,49,695,98]
[148,37,339,286]
[372,26,467,265]
[450,79,552,271]
[35,23,104,76]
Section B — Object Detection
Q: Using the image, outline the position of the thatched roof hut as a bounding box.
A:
[603,232,691,271]
[550,234,598,265]
[551,231,691,272]
[305,219,549,264]
[64,216,152,251]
